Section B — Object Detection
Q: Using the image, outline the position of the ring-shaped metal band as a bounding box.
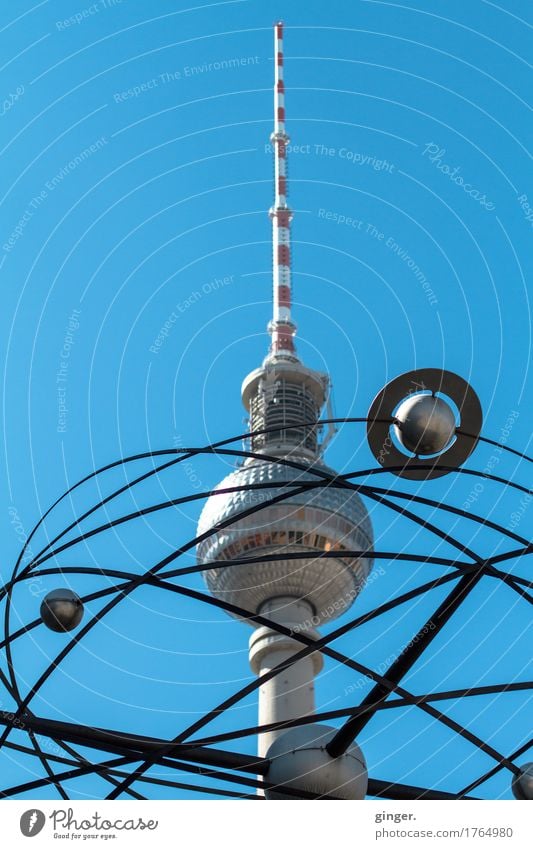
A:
[367,368,482,480]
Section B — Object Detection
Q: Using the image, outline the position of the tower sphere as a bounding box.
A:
[264,724,368,799]
[512,763,533,800]
[197,456,373,626]
[394,393,456,456]
[40,589,84,633]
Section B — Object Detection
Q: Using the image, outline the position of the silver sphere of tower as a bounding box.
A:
[40,589,84,632]
[264,724,368,799]
[197,457,373,623]
[512,763,533,800]
[196,358,374,626]
[394,393,456,456]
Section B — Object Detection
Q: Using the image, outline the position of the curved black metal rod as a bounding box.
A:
[369,484,530,548]
[4,442,529,703]
[489,545,533,566]
[0,735,260,800]
[0,556,524,800]
[2,474,309,778]
[1,475,375,751]
[0,564,516,796]
[1,465,523,785]
[161,552,530,589]
[9,478,365,575]
[1,728,477,801]
[0,661,147,802]
[9,433,533,592]
[1,548,471,596]
[1,734,474,801]
[0,735,333,800]
[6,418,381,594]
[1,425,530,798]
[8,545,497,657]
[0,452,528,776]
[3,678,526,799]
[9,417,532,586]
[459,738,533,796]
[184,679,533,748]
[8,455,532,593]
[3,544,526,656]
[0,560,463,655]
[10,553,521,800]
[5,419,530,632]
[5,550,510,798]
[361,490,532,606]
[459,430,533,464]
[325,485,531,758]
[0,668,68,800]
[98,571,518,800]
[0,451,486,719]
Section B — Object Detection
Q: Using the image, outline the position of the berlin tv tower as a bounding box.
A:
[196,23,373,798]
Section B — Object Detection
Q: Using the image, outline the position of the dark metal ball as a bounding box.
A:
[394,394,456,456]
[40,589,84,633]
[512,763,533,800]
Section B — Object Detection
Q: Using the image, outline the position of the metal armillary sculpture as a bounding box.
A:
[0,23,530,802]
[0,408,531,801]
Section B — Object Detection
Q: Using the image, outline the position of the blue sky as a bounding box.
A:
[0,0,531,799]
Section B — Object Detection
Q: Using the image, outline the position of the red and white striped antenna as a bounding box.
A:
[267,21,297,359]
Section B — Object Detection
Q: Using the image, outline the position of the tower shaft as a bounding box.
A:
[249,598,323,760]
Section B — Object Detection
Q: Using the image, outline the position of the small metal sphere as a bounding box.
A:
[394,394,456,456]
[512,762,533,800]
[264,724,367,800]
[40,589,84,633]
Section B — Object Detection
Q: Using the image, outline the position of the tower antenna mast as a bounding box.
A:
[268,21,297,359]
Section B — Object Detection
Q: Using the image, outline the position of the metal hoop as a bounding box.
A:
[367,368,483,480]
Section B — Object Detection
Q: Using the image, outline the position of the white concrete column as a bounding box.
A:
[249,597,323,759]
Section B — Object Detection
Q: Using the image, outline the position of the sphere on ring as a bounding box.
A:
[40,588,84,633]
[394,394,456,456]
[512,763,533,800]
